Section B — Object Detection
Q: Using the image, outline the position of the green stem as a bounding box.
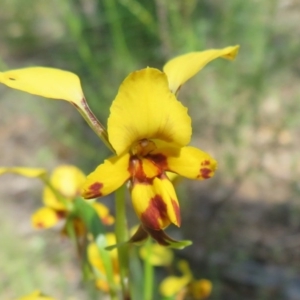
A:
[115,185,129,299]
[143,239,154,300]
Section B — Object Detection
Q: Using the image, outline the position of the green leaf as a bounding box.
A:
[74,197,106,237]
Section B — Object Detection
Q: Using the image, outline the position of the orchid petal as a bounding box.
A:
[0,67,84,107]
[108,68,191,155]
[163,45,240,93]
[82,153,130,199]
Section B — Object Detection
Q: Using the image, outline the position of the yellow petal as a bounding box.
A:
[16,290,56,300]
[163,45,240,93]
[0,167,47,178]
[139,243,174,266]
[88,242,106,273]
[158,146,217,180]
[31,207,63,229]
[189,279,213,299]
[108,68,191,155]
[88,234,118,273]
[159,275,190,297]
[0,67,84,107]
[50,165,86,198]
[92,202,115,225]
[160,260,193,297]
[82,153,130,199]
[131,176,180,230]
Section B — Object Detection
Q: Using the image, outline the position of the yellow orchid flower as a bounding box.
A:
[160,260,212,299]
[88,233,120,292]
[0,46,239,244]
[81,46,238,242]
[16,290,55,300]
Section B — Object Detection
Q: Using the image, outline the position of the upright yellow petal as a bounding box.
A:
[108,68,191,155]
[50,165,86,198]
[0,67,84,107]
[0,167,47,178]
[163,45,240,93]
[157,146,217,180]
[82,153,130,199]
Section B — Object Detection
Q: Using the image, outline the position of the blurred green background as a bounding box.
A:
[1,0,300,299]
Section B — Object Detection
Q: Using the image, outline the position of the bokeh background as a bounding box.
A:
[1,0,300,299]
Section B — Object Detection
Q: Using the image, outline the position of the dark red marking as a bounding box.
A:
[200,168,212,179]
[148,153,168,170]
[141,195,167,230]
[201,160,210,166]
[36,222,44,228]
[85,182,103,198]
[56,210,66,219]
[171,200,181,226]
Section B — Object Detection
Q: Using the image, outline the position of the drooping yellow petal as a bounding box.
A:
[108,68,192,155]
[16,290,56,300]
[163,45,240,93]
[0,67,84,107]
[92,202,115,225]
[82,153,130,199]
[50,165,86,198]
[157,146,217,180]
[31,207,63,229]
[0,167,47,178]
[139,243,174,266]
[189,279,213,299]
[131,176,180,230]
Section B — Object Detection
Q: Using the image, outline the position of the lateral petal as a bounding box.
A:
[108,68,191,155]
[82,153,130,199]
[31,207,63,229]
[0,67,84,107]
[163,45,240,93]
[157,146,217,180]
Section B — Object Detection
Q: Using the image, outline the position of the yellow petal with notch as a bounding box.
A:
[31,207,62,229]
[108,68,191,155]
[82,153,130,199]
[163,45,240,93]
[0,67,84,107]
[0,167,47,178]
